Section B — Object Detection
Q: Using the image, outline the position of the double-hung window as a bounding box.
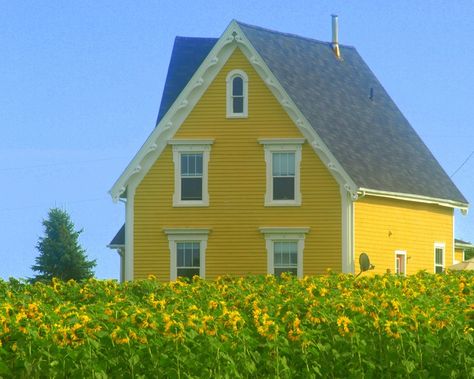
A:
[259,139,304,206]
[176,241,200,279]
[169,140,213,207]
[273,241,298,276]
[272,152,295,200]
[226,70,248,118]
[181,153,203,200]
[434,243,445,273]
[260,227,309,278]
[164,228,209,281]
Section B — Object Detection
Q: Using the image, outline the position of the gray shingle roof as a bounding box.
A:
[455,238,473,246]
[156,37,218,125]
[154,21,467,205]
[109,224,125,246]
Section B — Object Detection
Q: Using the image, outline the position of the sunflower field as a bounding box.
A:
[0,271,473,378]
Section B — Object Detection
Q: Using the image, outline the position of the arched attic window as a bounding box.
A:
[226,70,248,118]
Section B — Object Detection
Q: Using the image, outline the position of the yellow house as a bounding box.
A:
[454,239,474,264]
[109,19,468,281]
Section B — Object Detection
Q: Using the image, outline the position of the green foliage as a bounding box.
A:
[0,272,473,377]
[31,208,95,282]
[465,248,474,260]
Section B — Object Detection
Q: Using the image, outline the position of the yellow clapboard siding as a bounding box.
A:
[355,196,453,275]
[454,248,464,262]
[134,48,341,280]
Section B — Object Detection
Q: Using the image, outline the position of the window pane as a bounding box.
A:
[435,248,443,265]
[435,265,443,274]
[232,76,243,96]
[273,153,295,176]
[181,153,202,176]
[287,153,295,175]
[273,177,295,200]
[177,268,200,280]
[181,155,188,176]
[274,241,297,271]
[233,97,243,113]
[184,243,192,267]
[177,244,185,267]
[181,178,202,200]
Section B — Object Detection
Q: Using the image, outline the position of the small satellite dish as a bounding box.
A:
[356,253,375,277]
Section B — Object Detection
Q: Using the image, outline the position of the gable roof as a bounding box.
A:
[111,20,467,209]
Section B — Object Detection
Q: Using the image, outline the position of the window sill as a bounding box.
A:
[226,113,248,119]
[264,199,302,207]
[173,201,209,207]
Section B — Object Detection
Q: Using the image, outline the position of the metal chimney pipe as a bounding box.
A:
[332,14,339,45]
[331,15,341,59]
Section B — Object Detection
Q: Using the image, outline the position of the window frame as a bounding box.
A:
[164,228,210,281]
[434,242,445,274]
[259,139,304,206]
[169,140,213,207]
[394,250,407,276]
[226,69,248,118]
[260,227,309,278]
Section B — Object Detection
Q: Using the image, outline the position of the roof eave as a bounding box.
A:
[358,187,469,212]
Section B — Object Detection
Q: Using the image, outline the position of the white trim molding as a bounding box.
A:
[170,140,213,207]
[358,188,469,211]
[259,227,309,278]
[434,242,445,273]
[340,187,355,273]
[259,139,304,207]
[124,185,136,281]
[164,228,210,280]
[226,69,248,118]
[394,250,407,276]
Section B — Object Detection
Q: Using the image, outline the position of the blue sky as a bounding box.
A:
[1,1,473,280]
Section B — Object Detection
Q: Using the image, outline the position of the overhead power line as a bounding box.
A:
[0,156,129,172]
[450,150,474,178]
[0,197,109,213]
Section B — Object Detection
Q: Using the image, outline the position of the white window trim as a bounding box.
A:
[169,140,213,207]
[259,139,304,207]
[226,69,248,118]
[394,250,407,276]
[260,227,309,278]
[164,228,210,280]
[434,242,445,273]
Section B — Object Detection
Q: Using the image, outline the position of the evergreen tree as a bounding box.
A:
[31,208,96,282]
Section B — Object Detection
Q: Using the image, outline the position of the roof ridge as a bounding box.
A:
[235,20,356,49]
[174,36,218,41]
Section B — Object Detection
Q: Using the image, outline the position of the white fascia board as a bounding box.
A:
[107,244,125,250]
[455,242,474,249]
[109,21,244,202]
[358,187,469,211]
